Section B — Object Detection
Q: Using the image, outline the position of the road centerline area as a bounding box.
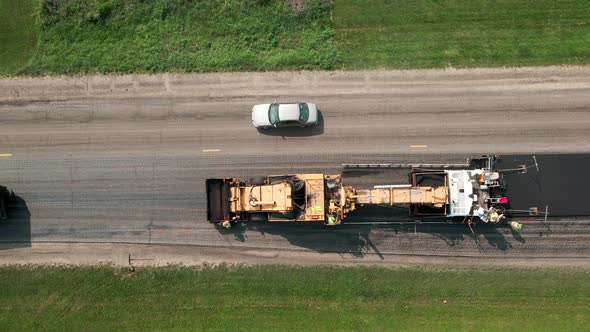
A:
[1,68,590,265]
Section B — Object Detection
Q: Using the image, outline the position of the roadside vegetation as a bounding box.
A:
[21,0,336,75]
[334,0,590,69]
[2,0,590,75]
[0,0,38,75]
[0,265,588,330]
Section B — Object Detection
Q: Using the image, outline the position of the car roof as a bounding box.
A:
[278,103,301,121]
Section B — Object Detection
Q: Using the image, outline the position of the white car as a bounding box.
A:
[252,102,318,129]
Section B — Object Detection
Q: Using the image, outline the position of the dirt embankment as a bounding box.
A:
[2,66,590,102]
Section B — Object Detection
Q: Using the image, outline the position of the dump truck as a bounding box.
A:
[206,156,523,229]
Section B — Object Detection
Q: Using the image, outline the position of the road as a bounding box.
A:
[1,66,590,266]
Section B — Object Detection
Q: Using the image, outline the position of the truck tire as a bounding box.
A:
[248,213,268,222]
[249,177,266,185]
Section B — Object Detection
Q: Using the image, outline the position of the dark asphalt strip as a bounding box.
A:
[341,154,590,220]
[499,154,590,217]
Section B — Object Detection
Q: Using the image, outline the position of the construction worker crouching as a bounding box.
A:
[327,215,337,226]
[221,216,240,229]
[489,210,499,223]
[509,221,523,231]
[489,212,506,223]
[488,207,506,224]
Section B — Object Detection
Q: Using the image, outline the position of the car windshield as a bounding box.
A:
[298,103,309,122]
[269,104,280,125]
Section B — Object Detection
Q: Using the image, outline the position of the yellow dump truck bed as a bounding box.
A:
[230,182,293,213]
[299,174,326,221]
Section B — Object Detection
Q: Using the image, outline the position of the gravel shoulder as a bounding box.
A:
[2,66,590,102]
[2,242,589,268]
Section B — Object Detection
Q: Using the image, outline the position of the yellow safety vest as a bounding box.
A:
[489,212,499,223]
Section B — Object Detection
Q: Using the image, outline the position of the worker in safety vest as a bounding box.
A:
[488,206,507,223]
[509,221,522,231]
[489,211,499,223]
[327,215,337,226]
[489,212,506,223]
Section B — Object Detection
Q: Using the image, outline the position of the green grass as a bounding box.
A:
[22,0,337,74]
[0,265,589,330]
[334,0,590,69]
[4,0,590,75]
[0,0,38,75]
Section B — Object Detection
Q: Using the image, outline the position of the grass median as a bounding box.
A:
[0,0,38,75]
[0,265,588,330]
[3,0,590,75]
[22,0,336,75]
[334,0,590,69]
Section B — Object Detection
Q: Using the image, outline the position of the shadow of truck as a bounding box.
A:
[216,218,517,258]
[0,186,31,249]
